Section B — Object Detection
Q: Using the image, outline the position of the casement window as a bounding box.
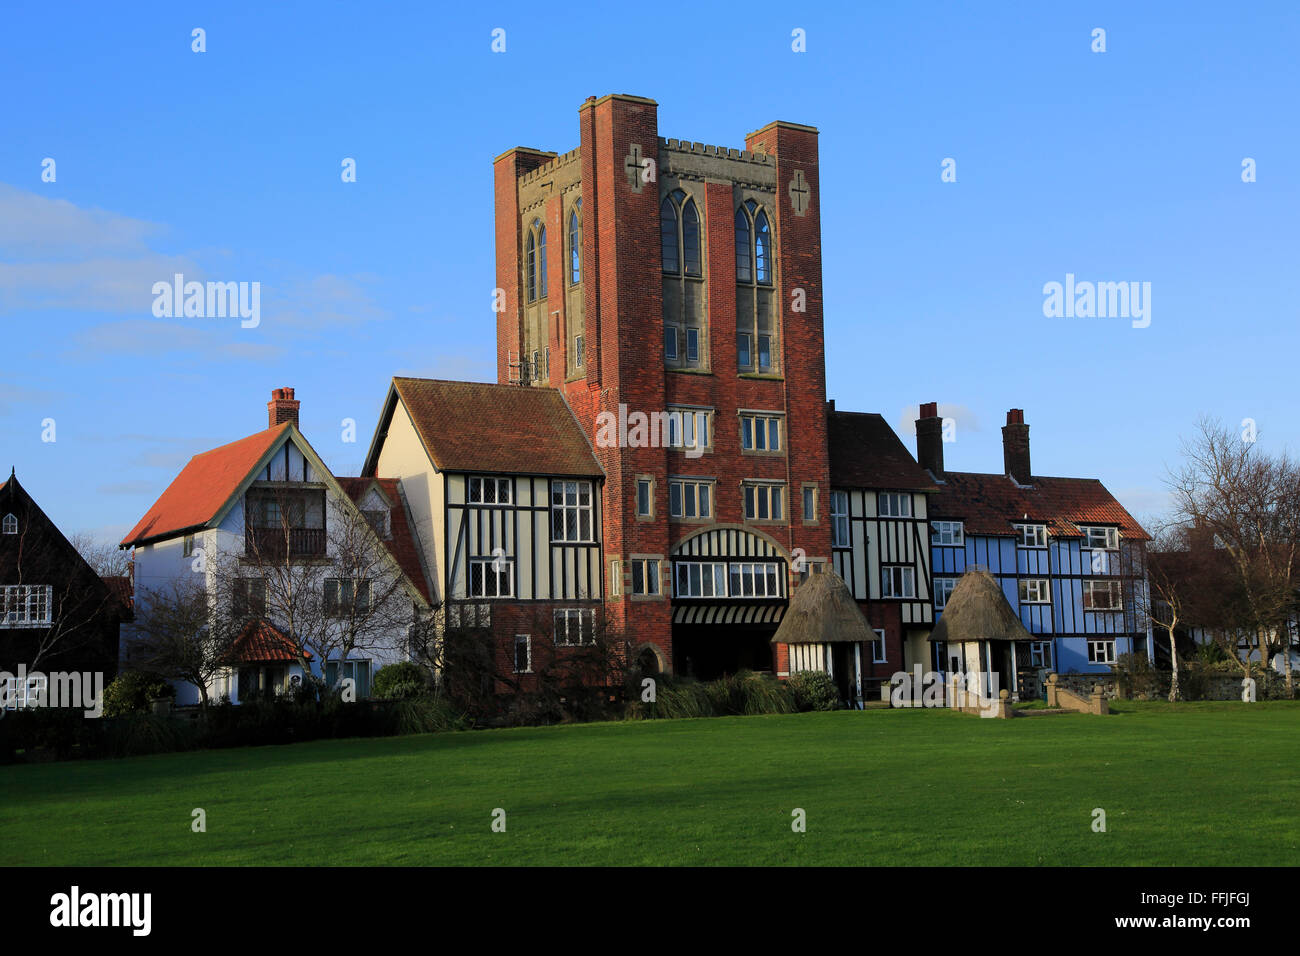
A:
[1018,578,1050,604]
[736,332,752,369]
[469,558,514,598]
[363,509,390,539]
[231,578,266,619]
[931,640,948,673]
[667,408,710,452]
[324,578,370,616]
[729,562,782,598]
[1,513,16,534]
[554,608,596,646]
[740,413,782,452]
[0,585,53,626]
[468,476,512,506]
[674,561,728,598]
[743,482,785,521]
[1083,579,1123,611]
[551,480,594,542]
[514,635,532,673]
[1080,526,1119,551]
[446,602,492,630]
[664,326,678,361]
[636,478,653,518]
[1087,640,1116,664]
[569,201,582,285]
[631,558,660,596]
[871,628,887,664]
[686,328,700,363]
[1014,523,1048,548]
[574,335,585,368]
[183,533,196,557]
[933,577,957,609]
[525,219,546,302]
[1,674,46,709]
[609,559,623,598]
[1030,641,1052,667]
[830,491,850,547]
[531,350,540,380]
[931,520,964,546]
[881,565,916,599]
[802,486,817,522]
[324,659,371,698]
[877,493,912,518]
[668,479,712,520]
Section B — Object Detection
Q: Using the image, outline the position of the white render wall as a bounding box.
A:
[374,398,444,604]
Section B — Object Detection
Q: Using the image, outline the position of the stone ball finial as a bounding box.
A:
[999,689,1009,700]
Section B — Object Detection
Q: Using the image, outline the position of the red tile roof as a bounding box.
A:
[101,575,134,619]
[226,620,309,663]
[389,377,602,477]
[929,471,1150,540]
[334,476,433,604]
[121,424,290,547]
[828,411,938,492]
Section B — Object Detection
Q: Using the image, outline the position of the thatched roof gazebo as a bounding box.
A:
[928,569,1033,644]
[770,570,876,646]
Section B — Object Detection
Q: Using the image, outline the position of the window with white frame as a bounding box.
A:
[1018,578,1050,604]
[554,608,595,646]
[669,479,712,519]
[1,513,17,534]
[686,327,700,364]
[551,480,594,542]
[1014,523,1047,548]
[881,566,916,599]
[674,561,728,598]
[933,577,957,609]
[1087,639,1116,664]
[667,408,710,453]
[1030,641,1052,667]
[1080,526,1119,550]
[469,558,514,598]
[802,486,817,522]
[324,659,371,698]
[877,493,912,518]
[325,578,371,616]
[0,585,52,626]
[1,674,46,709]
[728,562,782,598]
[931,520,963,546]
[631,558,660,596]
[609,559,623,597]
[664,326,678,361]
[636,478,653,518]
[740,414,781,452]
[830,491,850,547]
[1083,579,1122,611]
[871,628,887,663]
[468,476,512,505]
[743,482,784,521]
[513,634,532,673]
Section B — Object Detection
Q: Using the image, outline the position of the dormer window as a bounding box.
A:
[1014,523,1047,548]
[363,509,390,540]
[1,514,16,535]
[1080,526,1119,550]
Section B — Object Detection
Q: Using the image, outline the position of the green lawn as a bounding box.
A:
[3,701,1298,866]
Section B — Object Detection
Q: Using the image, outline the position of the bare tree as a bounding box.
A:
[126,578,239,709]
[1169,417,1300,695]
[68,531,131,578]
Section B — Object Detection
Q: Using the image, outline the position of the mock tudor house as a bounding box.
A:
[120,389,433,704]
[1,470,127,707]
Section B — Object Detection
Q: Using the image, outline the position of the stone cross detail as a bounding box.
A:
[624,144,644,192]
[789,169,810,216]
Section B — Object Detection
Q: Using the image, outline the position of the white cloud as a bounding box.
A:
[0,183,163,259]
[897,403,982,438]
[66,319,283,363]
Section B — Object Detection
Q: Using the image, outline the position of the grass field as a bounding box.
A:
[3,701,1298,866]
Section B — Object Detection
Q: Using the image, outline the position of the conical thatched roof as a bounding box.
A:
[770,570,877,645]
[928,569,1033,643]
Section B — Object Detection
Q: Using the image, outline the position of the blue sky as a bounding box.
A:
[2,1,1297,546]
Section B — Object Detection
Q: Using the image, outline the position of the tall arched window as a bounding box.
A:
[735,200,777,373]
[569,200,582,285]
[525,219,547,302]
[537,223,547,294]
[661,188,706,371]
[660,197,679,273]
[661,190,700,276]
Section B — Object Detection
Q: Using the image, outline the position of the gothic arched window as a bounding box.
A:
[735,200,777,373]
[660,197,679,273]
[526,219,546,302]
[735,200,772,286]
[661,190,701,277]
[569,201,582,285]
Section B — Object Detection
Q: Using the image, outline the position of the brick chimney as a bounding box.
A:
[915,401,944,477]
[1002,409,1031,484]
[268,387,300,429]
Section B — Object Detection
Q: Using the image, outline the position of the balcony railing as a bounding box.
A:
[245,526,326,559]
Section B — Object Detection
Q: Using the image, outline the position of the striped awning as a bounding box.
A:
[672,602,786,626]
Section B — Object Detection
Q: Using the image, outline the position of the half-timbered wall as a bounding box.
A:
[830,488,933,627]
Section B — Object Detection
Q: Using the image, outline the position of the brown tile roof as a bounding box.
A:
[390,377,602,477]
[828,411,938,492]
[226,620,309,663]
[101,575,134,619]
[334,477,433,604]
[929,471,1150,540]
[121,424,291,547]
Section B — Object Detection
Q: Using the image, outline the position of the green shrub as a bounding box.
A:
[1113,653,1165,700]
[102,671,175,717]
[373,662,433,700]
[788,671,837,711]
